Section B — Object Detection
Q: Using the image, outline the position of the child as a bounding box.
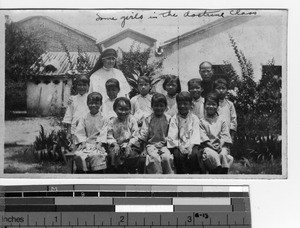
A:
[213,78,237,140]
[162,75,181,117]
[167,91,202,174]
[136,93,174,174]
[62,75,90,145]
[74,92,108,173]
[107,97,142,173]
[130,76,153,126]
[199,92,233,174]
[188,78,205,120]
[102,78,120,119]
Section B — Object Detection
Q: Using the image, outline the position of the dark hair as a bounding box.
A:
[113,97,131,111]
[75,74,89,86]
[176,91,192,104]
[138,76,151,85]
[151,93,167,107]
[213,78,228,90]
[106,78,120,90]
[89,48,118,76]
[204,92,220,106]
[187,78,202,90]
[162,75,181,93]
[199,61,213,69]
[87,92,103,105]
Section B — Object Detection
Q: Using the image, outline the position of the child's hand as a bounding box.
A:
[96,142,102,150]
[78,142,86,150]
[124,145,132,157]
[212,144,221,153]
[179,145,189,155]
[67,96,74,105]
[112,143,120,156]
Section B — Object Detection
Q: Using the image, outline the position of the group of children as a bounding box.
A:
[62,63,237,175]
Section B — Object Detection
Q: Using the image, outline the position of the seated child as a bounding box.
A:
[136,93,174,174]
[162,75,181,117]
[167,91,202,174]
[102,78,120,119]
[188,78,205,120]
[213,78,237,140]
[62,75,89,145]
[74,92,108,173]
[199,92,233,174]
[130,76,153,126]
[107,97,142,173]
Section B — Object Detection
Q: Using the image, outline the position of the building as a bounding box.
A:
[155,14,286,91]
[17,16,99,116]
[96,28,157,52]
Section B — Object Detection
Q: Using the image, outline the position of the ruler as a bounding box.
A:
[0,185,251,228]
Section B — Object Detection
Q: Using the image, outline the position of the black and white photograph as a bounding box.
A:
[1,9,287,177]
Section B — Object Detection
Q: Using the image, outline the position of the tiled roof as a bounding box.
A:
[31,52,100,77]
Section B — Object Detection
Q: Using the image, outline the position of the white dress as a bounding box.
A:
[89,67,131,100]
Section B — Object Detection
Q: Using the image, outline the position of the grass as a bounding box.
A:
[4,145,70,174]
[5,144,282,175]
[229,158,282,175]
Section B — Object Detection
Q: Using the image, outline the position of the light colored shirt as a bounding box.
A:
[89,68,131,99]
[102,97,117,119]
[218,99,237,132]
[62,93,89,134]
[130,94,153,123]
[74,112,108,144]
[191,96,205,120]
[136,113,171,148]
[167,112,201,149]
[199,114,232,147]
[165,95,178,117]
[107,115,139,146]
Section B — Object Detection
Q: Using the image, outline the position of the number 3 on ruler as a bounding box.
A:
[187,216,192,223]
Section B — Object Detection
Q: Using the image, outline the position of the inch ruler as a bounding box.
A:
[0,185,251,228]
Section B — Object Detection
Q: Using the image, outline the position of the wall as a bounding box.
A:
[27,78,72,116]
[157,14,286,91]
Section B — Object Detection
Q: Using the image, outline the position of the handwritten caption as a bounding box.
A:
[96,10,258,28]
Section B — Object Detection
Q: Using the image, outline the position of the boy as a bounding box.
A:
[213,78,237,140]
[102,78,120,119]
[199,61,214,97]
[62,75,89,145]
[188,78,205,120]
[74,92,108,173]
[131,76,153,126]
[167,91,202,174]
[135,93,174,174]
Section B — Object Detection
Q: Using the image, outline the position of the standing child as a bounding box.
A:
[199,92,233,174]
[102,78,120,119]
[74,92,108,173]
[130,76,153,126]
[162,75,181,117]
[62,75,90,145]
[107,97,142,173]
[167,91,202,174]
[213,78,237,140]
[136,93,174,174]
[188,78,205,120]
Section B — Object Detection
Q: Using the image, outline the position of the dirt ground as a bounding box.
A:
[5,117,61,145]
[4,117,66,173]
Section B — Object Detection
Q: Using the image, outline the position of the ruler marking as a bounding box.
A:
[27,214,29,226]
[77,217,79,226]
[144,217,145,225]
[60,212,62,226]
[110,217,112,225]
[44,217,45,225]
[160,214,161,225]
[93,214,95,225]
